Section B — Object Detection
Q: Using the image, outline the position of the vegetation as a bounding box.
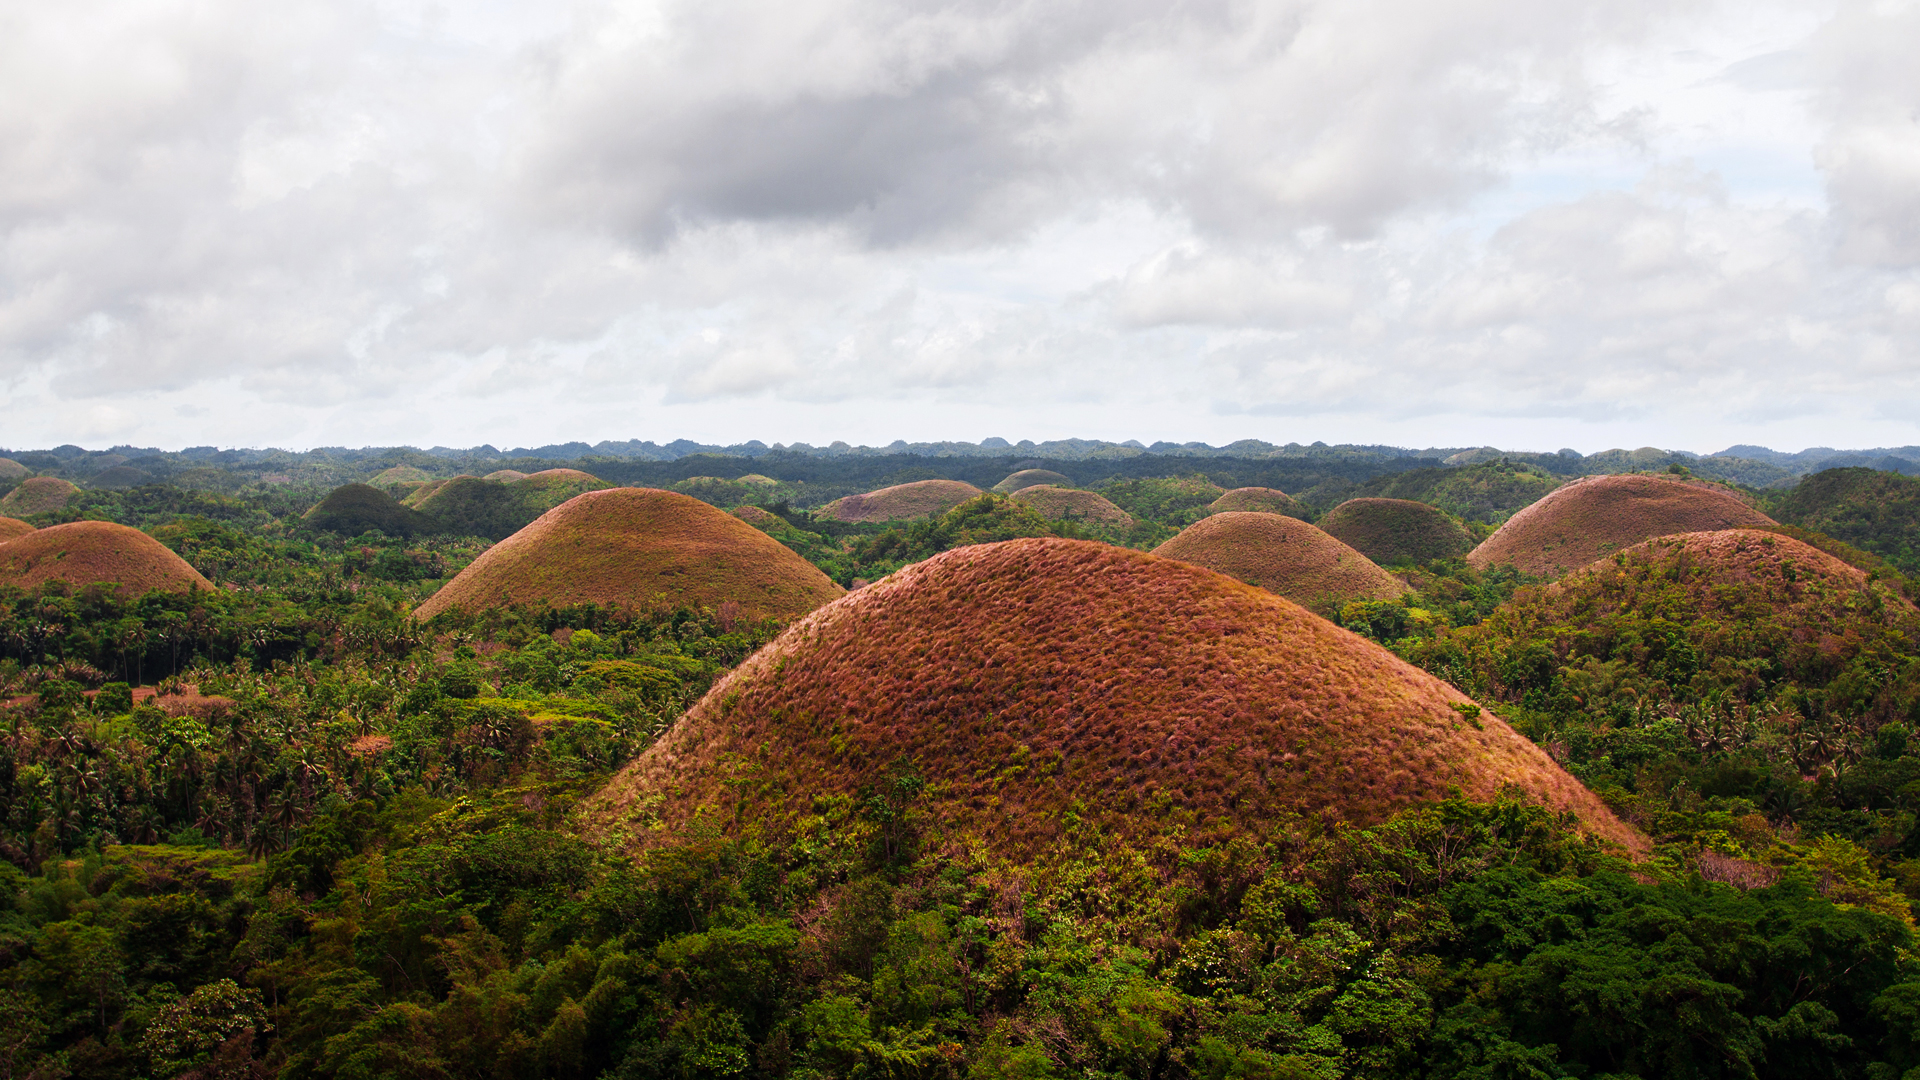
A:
[1768,467,1920,575]
[1153,512,1408,615]
[1209,486,1306,518]
[1006,485,1134,530]
[1353,459,1562,524]
[302,484,424,538]
[0,521,215,596]
[415,488,844,622]
[817,480,985,524]
[0,516,33,542]
[1317,498,1474,566]
[0,478,81,516]
[990,469,1072,493]
[1470,472,1776,579]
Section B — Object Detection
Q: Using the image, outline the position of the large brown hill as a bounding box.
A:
[1319,498,1475,565]
[0,477,80,516]
[1468,473,1774,578]
[0,521,213,595]
[0,518,32,542]
[819,479,983,523]
[587,539,1639,855]
[416,488,843,621]
[1210,487,1306,518]
[1008,485,1133,529]
[1153,512,1407,613]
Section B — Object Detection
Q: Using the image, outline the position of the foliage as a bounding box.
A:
[1768,468,1920,576]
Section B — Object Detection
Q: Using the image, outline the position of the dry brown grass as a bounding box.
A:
[991,469,1072,494]
[1152,512,1408,613]
[1468,473,1776,579]
[1318,498,1474,565]
[415,488,844,621]
[519,468,607,486]
[0,517,33,542]
[819,479,984,523]
[0,521,214,596]
[1008,485,1133,528]
[0,478,79,516]
[1209,487,1305,517]
[586,537,1640,857]
[484,470,530,481]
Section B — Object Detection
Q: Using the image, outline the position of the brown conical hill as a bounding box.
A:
[1210,487,1306,517]
[519,468,605,485]
[0,517,33,542]
[587,538,1640,856]
[0,477,80,516]
[0,521,213,596]
[819,479,983,523]
[1319,498,1475,565]
[415,488,843,621]
[1153,512,1407,613]
[991,469,1071,494]
[1009,485,1133,528]
[1468,473,1775,579]
[0,458,28,481]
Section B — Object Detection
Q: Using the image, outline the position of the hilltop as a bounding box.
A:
[588,538,1639,855]
[1008,485,1133,529]
[0,521,214,595]
[1766,467,1920,575]
[1210,486,1306,517]
[1318,497,1475,565]
[303,484,424,537]
[0,517,32,542]
[0,458,28,481]
[992,469,1072,493]
[1468,473,1774,578]
[415,488,844,621]
[818,479,983,523]
[0,477,80,516]
[1153,512,1408,613]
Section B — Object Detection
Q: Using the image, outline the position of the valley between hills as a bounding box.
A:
[4,439,1920,1078]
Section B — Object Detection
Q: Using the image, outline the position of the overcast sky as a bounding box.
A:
[2,0,1916,453]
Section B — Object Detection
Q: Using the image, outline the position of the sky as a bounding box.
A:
[2,0,1917,455]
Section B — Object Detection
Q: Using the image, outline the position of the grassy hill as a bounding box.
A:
[1318,497,1475,565]
[0,458,27,481]
[1356,460,1562,523]
[818,479,984,523]
[1007,485,1133,529]
[415,488,845,621]
[1153,511,1409,614]
[0,477,80,516]
[1766,467,1920,575]
[303,483,426,537]
[1209,486,1307,517]
[0,517,32,542]
[0,520,214,596]
[991,468,1072,493]
[588,537,1639,855]
[1468,473,1774,579]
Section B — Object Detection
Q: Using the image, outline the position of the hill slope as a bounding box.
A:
[1210,486,1306,518]
[0,477,80,516]
[819,479,984,523]
[0,517,32,542]
[0,459,27,481]
[304,484,425,537]
[416,488,844,621]
[1767,467,1920,575]
[1153,512,1408,613]
[588,538,1639,855]
[992,469,1072,493]
[1319,497,1475,565]
[1008,485,1133,528]
[1468,474,1774,578]
[0,521,214,595]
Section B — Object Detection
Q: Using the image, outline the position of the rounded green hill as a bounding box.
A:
[304,484,424,537]
[1209,486,1306,517]
[1153,512,1408,613]
[0,458,30,481]
[819,479,984,523]
[1008,485,1133,529]
[415,488,844,622]
[369,465,433,486]
[0,477,80,516]
[0,520,213,596]
[587,538,1639,856]
[991,469,1071,494]
[1318,498,1474,565]
[88,465,150,490]
[1468,473,1775,579]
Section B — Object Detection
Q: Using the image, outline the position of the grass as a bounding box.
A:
[586,537,1640,857]
[0,517,32,542]
[1318,497,1475,566]
[369,465,433,485]
[303,483,425,537]
[0,477,80,516]
[0,458,27,480]
[819,479,984,523]
[1152,511,1409,614]
[483,470,530,481]
[415,488,845,622]
[731,505,784,529]
[0,520,214,596]
[1008,485,1134,528]
[1765,467,1920,576]
[1209,486,1306,518]
[991,469,1071,493]
[1468,473,1776,579]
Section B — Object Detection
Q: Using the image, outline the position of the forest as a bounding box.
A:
[4,454,1920,1079]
